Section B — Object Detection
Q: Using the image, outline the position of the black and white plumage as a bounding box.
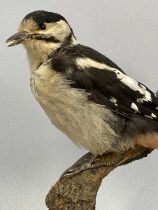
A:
[6,10,158,155]
[52,44,158,121]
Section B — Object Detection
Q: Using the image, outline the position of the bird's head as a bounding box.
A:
[6,10,77,69]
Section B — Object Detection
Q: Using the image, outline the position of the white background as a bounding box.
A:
[1,0,158,209]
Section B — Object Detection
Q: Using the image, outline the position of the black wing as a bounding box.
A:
[51,44,158,121]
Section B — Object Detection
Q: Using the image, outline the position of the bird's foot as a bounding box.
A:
[62,152,122,178]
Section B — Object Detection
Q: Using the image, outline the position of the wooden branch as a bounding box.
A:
[45,146,153,210]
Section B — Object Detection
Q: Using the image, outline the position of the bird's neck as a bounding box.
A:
[25,35,78,73]
[26,42,60,73]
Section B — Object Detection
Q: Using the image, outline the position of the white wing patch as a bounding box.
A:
[139,84,146,90]
[131,103,139,111]
[110,97,118,106]
[76,57,153,108]
[76,57,116,71]
[114,70,152,103]
[151,113,157,118]
[76,58,152,103]
[145,115,154,119]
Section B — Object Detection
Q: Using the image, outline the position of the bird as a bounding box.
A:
[6,10,158,172]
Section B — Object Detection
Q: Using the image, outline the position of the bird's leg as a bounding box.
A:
[62,153,96,178]
[62,151,123,178]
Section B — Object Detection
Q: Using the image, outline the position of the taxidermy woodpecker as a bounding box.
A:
[6,11,158,170]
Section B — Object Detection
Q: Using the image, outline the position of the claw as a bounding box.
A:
[62,153,120,178]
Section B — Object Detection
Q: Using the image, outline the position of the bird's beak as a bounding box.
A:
[6,31,30,47]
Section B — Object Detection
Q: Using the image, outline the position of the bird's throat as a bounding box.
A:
[25,35,78,73]
[25,42,61,72]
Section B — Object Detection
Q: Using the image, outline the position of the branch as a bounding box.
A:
[45,146,153,210]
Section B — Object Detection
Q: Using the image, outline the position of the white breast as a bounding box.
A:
[30,63,125,155]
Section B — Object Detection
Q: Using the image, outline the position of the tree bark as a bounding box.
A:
[45,146,153,210]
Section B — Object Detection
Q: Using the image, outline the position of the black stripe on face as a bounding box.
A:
[30,34,61,43]
[35,36,60,43]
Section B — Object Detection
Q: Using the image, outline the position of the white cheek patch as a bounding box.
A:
[43,20,71,41]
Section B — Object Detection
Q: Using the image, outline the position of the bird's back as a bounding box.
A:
[52,44,158,121]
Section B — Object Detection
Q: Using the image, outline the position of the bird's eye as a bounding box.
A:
[40,23,46,30]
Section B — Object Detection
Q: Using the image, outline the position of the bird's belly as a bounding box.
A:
[30,65,128,154]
